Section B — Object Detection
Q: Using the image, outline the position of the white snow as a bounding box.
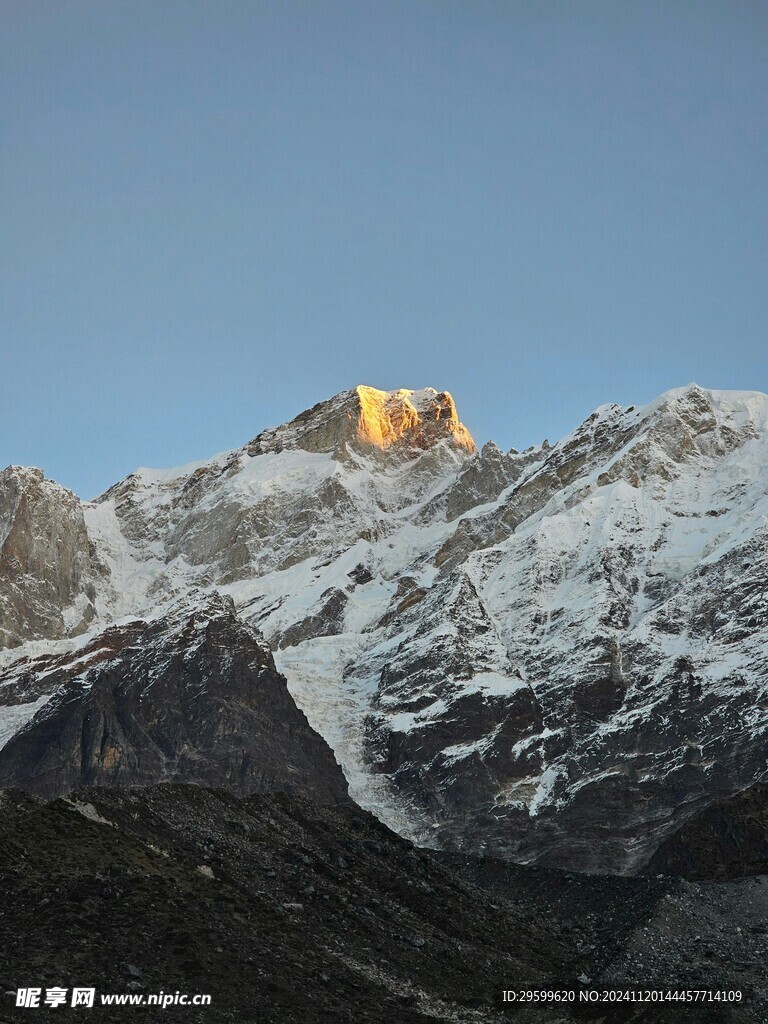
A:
[275,635,429,844]
[0,696,51,753]
[528,766,561,817]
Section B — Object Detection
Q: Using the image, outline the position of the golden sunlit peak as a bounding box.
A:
[249,385,476,458]
[352,386,476,453]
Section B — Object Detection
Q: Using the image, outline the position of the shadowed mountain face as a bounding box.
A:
[1,382,768,873]
[644,784,768,881]
[0,594,348,805]
[1,784,766,1024]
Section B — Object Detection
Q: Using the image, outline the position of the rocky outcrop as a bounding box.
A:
[0,594,348,804]
[276,587,349,649]
[0,466,101,647]
[445,440,533,521]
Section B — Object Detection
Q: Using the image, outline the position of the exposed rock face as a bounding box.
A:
[0,466,100,648]
[1,382,768,875]
[0,594,348,804]
[445,440,531,521]
[275,587,349,649]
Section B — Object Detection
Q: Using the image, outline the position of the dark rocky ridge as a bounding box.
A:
[0,595,348,805]
[0,783,765,1024]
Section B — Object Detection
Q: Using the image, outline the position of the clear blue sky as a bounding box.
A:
[2,1,766,498]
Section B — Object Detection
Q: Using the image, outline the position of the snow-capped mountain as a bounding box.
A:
[1,382,767,873]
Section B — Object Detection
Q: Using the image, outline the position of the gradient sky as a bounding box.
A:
[2,0,766,498]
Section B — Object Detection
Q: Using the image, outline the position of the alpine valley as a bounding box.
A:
[1,383,768,1023]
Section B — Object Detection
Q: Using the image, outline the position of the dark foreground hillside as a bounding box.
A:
[0,785,765,1024]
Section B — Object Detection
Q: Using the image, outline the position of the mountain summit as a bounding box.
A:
[1,383,768,874]
[248,385,476,458]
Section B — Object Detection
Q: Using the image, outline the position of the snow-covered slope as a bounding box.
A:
[1,382,767,872]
